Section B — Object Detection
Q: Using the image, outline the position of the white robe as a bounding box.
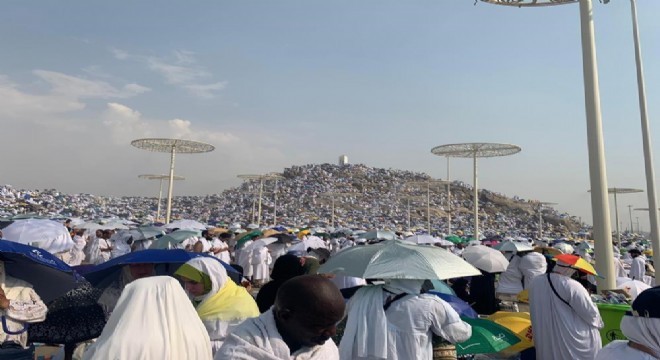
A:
[529,272,603,360]
[629,257,646,281]
[614,257,628,278]
[251,247,272,282]
[496,255,523,295]
[67,235,87,266]
[215,309,339,360]
[83,276,212,360]
[519,252,547,289]
[595,341,657,360]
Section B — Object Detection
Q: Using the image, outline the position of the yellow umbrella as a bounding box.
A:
[533,246,562,257]
[208,227,228,236]
[487,311,534,354]
[297,229,311,239]
[554,254,599,276]
[262,229,281,238]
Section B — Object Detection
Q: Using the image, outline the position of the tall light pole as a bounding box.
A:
[406,180,448,234]
[432,143,521,240]
[590,188,643,244]
[446,157,452,235]
[627,205,634,233]
[268,173,284,227]
[138,174,185,221]
[481,0,615,290]
[625,0,660,268]
[131,138,214,224]
[320,192,355,228]
[399,195,425,230]
[537,202,557,239]
[238,173,285,227]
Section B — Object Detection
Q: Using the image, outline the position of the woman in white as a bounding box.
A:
[83,276,212,360]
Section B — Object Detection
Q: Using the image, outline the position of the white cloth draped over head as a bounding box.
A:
[215,309,339,360]
[339,279,471,360]
[518,252,547,289]
[83,276,213,360]
[621,316,660,358]
[529,270,603,360]
[0,261,48,348]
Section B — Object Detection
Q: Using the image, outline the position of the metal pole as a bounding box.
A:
[407,198,411,230]
[427,183,431,233]
[165,146,176,224]
[251,198,256,223]
[580,0,615,290]
[157,178,164,221]
[447,157,452,235]
[331,196,335,228]
[631,0,660,267]
[613,191,621,244]
[473,153,479,240]
[257,178,264,227]
[273,179,278,226]
[538,206,543,239]
[628,205,634,233]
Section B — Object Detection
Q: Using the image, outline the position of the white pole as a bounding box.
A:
[630,0,660,267]
[427,183,431,233]
[165,146,176,224]
[257,178,264,227]
[579,0,615,290]
[447,157,452,235]
[331,196,335,228]
[538,206,543,239]
[473,153,479,240]
[613,191,621,244]
[628,205,633,233]
[157,178,164,221]
[407,198,411,230]
[273,179,278,226]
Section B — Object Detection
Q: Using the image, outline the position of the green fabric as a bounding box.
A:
[597,303,630,345]
[174,264,212,293]
[456,316,521,356]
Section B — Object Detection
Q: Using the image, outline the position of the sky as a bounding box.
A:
[1,0,660,230]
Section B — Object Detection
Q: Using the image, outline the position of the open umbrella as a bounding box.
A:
[462,245,509,273]
[554,254,599,276]
[554,242,575,254]
[534,246,562,257]
[318,240,481,280]
[28,284,105,345]
[162,219,207,230]
[0,219,74,254]
[427,280,456,296]
[82,249,238,289]
[358,230,397,241]
[0,240,83,302]
[242,237,279,253]
[289,236,327,252]
[403,234,438,245]
[487,311,534,354]
[617,279,650,300]
[235,230,263,249]
[495,241,534,253]
[148,229,200,249]
[428,291,478,318]
[445,235,463,244]
[456,317,521,356]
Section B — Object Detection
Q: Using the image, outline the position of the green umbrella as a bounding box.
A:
[235,230,263,249]
[445,235,463,244]
[456,317,520,356]
[149,229,200,249]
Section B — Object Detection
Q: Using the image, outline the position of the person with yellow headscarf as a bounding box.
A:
[175,257,259,355]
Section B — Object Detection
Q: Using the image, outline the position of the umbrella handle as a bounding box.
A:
[1,316,28,335]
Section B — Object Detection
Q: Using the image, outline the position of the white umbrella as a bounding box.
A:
[163,219,207,230]
[288,236,328,252]
[358,229,397,241]
[403,234,437,245]
[554,242,575,254]
[242,237,279,252]
[1,219,74,254]
[462,245,509,273]
[496,241,534,252]
[617,279,651,300]
[318,240,481,280]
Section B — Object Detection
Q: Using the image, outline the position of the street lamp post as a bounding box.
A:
[237,174,283,227]
[406,180,448,234]
[320,192,355,228]
[432,143,521,240]
[138,174,185,221]
[399,195,426,230]
[590,188,643,244]
[481,0,616,290]
[537,202,558,239]
[131,138,214,224]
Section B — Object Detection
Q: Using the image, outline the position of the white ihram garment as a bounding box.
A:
[216,309,338,360]
[629,257,646,281]
[83,276,212,360]
[251,247,272,282]
[529,268,603,360]
[596,315,660,359]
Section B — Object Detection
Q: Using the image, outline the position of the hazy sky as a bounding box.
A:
[1,1,660,230]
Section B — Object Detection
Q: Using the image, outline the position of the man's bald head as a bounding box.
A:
[273,275,345,350]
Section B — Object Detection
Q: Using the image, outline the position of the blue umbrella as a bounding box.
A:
[428,280,456,296]
[82,249,238,288]
[0,240,83,302]
[428,290,478,319]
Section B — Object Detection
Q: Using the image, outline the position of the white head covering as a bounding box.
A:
[83,276,213,360]
[552,260,577,278]
[180,257,229,303]
[620,316,660,358]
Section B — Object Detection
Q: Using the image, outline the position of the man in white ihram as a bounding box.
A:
[529,258,603,360]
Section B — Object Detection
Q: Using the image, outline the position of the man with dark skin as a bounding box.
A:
[216,275,346,359]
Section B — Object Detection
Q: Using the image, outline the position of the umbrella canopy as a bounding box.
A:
[82,249,238,289]
[495,241,534,253]
[487,311,534,354]
[0,240,83,302]
[130,226,165,241]
[289,236,327,252]
[235,230,263,249]
[534,246,562,257]
[355,229,395,241]
[456,317,521,356]
[242,237,279,252]
[554,254,598,276]
[403,234,438,245]
[0,219,74,254]
[577,241,593,251]
[318,240,481,280]
[427,280,456,296]
[462,245,509,273]
[617,279,651,300]
[428,291,477,318]
[445,235,463,244]
[148,229,200,249]
[162,219,207,230]
[28,285,105,344]
[554,242,575,254]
